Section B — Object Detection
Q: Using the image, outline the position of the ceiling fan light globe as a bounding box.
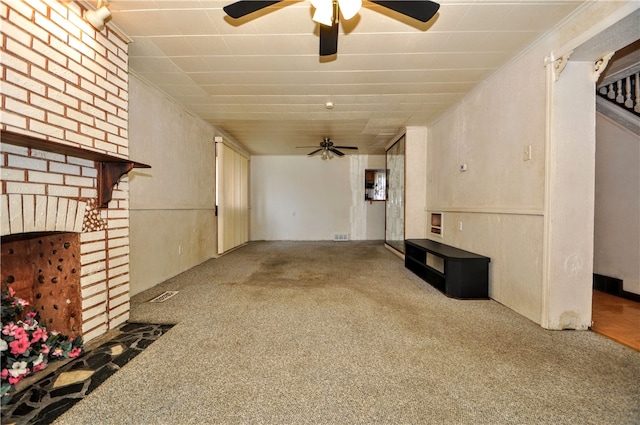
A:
[312,6,334,26]
[338,0,361,20]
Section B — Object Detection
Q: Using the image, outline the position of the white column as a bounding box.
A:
[542,60,595,330]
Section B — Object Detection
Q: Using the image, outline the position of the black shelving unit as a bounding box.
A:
[405,239,490,299]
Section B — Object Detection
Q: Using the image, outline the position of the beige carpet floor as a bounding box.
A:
[54,241,640,424]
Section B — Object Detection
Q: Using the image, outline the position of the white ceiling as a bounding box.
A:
[107,0,586,155]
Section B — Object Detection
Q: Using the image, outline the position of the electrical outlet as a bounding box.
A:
[458,221,463,231]
[178,245,183,255]
[524,145,532,161]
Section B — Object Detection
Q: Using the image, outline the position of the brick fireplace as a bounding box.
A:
[0,133,143,342]
[1,0,144,342]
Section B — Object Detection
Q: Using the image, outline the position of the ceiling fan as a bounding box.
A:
[297,138,358,159]
[223,0,440,56]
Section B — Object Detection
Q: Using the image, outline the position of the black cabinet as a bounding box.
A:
[405,239,490,299]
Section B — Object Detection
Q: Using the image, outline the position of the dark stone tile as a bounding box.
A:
[49,382,85,398]
[136,338,155,349]
[113,335,140,348]
[111,347,142,367]
[2,322,174,424]
[12,401,36,416]
[68,359,88,370]
[119,323,152,333]
[86,364,118,395]
[85,352,113,369]
[31,397,80,425]
[29,388,48,404]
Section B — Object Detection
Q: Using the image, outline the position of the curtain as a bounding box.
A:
[217,142,249,254]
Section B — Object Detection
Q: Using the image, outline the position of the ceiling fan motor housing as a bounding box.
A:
[223,0,441,57]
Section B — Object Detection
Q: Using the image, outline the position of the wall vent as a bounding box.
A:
[333,233,349,241]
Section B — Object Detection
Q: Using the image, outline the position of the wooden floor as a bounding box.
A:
[591,290,640,351]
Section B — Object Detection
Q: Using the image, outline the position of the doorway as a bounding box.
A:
[567,8,640,343]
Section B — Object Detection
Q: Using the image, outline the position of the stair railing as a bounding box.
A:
[598,72,640,117]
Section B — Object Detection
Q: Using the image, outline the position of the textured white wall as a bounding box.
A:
[426,45,548,323]
[424,1,636,328]
[128,76,217,296]
[405,127,428,239]
[250,156,351,240]
[250,155,385,241]
[594,113,640,295]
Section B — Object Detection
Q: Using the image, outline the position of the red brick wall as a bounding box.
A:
[1,0,131,342]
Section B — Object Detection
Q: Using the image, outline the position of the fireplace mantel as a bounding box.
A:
[1,130,150,208]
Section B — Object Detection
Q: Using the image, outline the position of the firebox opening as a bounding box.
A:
[1,232,83,337]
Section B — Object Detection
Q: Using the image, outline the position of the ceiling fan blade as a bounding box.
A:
[368,0,440,23]
[329,148,345,156]
[334,146,358,150]
[223,1,283,19]
[308,149,322,156]
[319,7,339,56]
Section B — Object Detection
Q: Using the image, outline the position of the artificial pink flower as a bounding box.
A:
[68,347,82,358]
[13,327,27,340]
[40,344,50,355]
[31,327,48,343]
[8,287,15,297]
[9,337,31,356]
[14,298,29,309]
[2,323,18,336]
[8,374,26,385]
[0,369,8,380]
[51,347,64,357]
[26,311,37,319]
[32,362,47,373]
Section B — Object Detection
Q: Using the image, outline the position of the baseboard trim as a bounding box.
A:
[593,273,640,302]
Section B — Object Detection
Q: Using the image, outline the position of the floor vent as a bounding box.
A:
[333,233,349,241]
[149,291,179,303]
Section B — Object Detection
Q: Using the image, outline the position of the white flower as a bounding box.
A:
[9,361,28,378]
[22,321,37,331]
[0,339,7,352]
[32,353,45,367]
